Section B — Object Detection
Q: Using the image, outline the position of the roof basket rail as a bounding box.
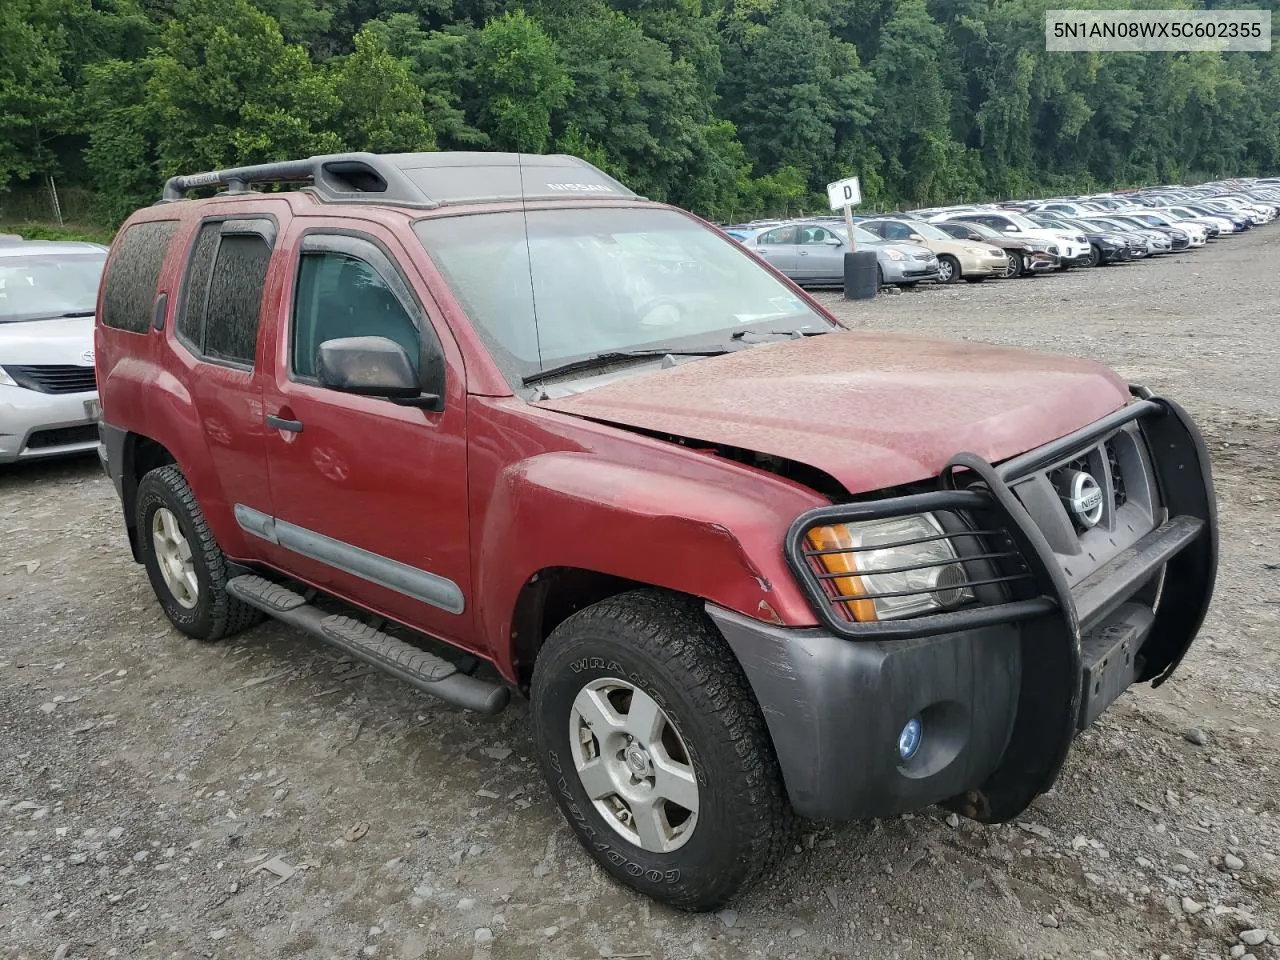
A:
[159,153,436,208]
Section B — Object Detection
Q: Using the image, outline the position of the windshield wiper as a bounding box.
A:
[522,348,730,386]
[730,328,829,340]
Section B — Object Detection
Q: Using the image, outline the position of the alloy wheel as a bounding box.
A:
[151,507,199,609]
[569,677,699,853]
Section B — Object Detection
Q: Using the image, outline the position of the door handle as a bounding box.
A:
[798,250,809,256]
[266,414,303,433]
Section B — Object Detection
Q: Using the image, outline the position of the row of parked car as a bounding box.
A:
[721,176,1280,288]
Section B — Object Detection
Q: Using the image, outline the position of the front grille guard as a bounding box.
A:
[783,390,1217,822]
[784,393,1216,680]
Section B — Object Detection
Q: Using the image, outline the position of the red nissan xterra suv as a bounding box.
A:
[96,152,1217,910]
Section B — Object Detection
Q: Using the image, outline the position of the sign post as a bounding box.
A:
[826,176,862,247]
[826,176,876,301]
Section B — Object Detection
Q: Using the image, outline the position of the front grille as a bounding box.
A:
[3,364,97,394]
[1009,422,1159,587]
[1106,441,1127,510]
[25,424,99,449]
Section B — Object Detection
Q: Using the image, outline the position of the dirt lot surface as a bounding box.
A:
[3,231,1279,960]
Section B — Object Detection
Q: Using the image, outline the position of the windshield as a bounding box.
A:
[0,252,105,323]
[414,207,833,384]
[895,221,953,241]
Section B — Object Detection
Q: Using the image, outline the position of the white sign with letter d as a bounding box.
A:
[827,176,861,211]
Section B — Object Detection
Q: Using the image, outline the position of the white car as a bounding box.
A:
[1156,206,1238,235]
[0,241,107,464]
[930,210,1093,264]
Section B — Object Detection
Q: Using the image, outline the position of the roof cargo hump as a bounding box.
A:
[159,151,640,207]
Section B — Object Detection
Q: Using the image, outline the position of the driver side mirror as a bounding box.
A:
[1003,224,1019,233]
[317,336,444,411]
[908,233,926,244]
[824,236,843,246]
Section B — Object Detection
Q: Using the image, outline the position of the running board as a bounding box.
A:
[226,575,510,714]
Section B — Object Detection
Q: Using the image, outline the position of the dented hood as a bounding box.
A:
[538,331,1131,495]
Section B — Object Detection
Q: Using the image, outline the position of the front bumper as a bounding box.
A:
[714,393,1216,822]
[881,257,939,283]
[958,251,1009,276]
[0,384,100,464]
[1026,252,1059,272]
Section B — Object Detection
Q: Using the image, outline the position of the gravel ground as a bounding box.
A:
[3,231,1278,960]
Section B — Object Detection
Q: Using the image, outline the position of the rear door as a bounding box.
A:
[750,225,799,275]
[169,214,280,539]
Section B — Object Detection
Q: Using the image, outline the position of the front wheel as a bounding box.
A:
[1086,244,1102,267]
[936,254,960,284]
[530,590,794,910]
[1004,251,1023,278]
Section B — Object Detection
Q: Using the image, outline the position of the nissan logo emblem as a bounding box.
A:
[1064,470,1105,529]
[81,349,95,364]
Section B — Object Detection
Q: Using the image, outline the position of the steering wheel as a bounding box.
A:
[636,296,686,327]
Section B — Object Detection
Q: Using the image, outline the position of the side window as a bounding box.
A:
[757,225,797,245]
[798,226,832,244]
[101,220,179,332]
[291,238,424,381]
[176,220,272,367]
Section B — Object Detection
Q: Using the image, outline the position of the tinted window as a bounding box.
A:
[205,235,270,366]
[177,223,220,347]
[798,226,834,244]
[101,221,179,332]
[757,226,797,245]
[292,247,421,380]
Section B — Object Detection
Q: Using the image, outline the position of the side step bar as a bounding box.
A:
[226,575,510,714]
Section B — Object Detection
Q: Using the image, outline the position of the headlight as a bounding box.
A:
[884,249,906,261]
[966,245,991,256]
[805,513,974,621]
[0,367,18,388]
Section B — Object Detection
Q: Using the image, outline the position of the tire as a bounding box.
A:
[1086,244,1102,267]
[936,254,960,284]
[530,590,795,910]
[135,464,262,641]
[1004,251,1023,278]
[876,264,885,288]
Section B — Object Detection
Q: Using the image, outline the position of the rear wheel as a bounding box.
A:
[135,465,262,641]
[936,254,961,284]
[530,590,795,910]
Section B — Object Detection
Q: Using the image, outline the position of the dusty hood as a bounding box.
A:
[538,331,1130,494]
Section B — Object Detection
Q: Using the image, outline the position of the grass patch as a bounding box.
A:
[1,221,116,245]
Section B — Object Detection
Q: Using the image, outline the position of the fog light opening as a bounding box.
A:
[898,717,923,761]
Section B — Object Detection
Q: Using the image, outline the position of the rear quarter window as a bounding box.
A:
[101,221,180,332]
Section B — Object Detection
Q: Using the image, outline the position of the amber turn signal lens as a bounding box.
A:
[805,525,878,622]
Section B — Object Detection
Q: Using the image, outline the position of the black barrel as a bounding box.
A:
[843,249,879,300]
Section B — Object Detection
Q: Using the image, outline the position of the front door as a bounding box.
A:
[256,222,474,648]
[795,224,844,281]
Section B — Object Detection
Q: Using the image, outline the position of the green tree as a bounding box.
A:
[328,27,436,152]
[144,0,340,176]
[467,10,571,153]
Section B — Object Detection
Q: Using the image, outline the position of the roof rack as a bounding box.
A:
[159,151,641,208]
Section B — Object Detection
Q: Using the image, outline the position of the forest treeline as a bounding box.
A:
[3,0,1278,226]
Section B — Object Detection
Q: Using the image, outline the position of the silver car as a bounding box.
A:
[0,241,107,463]
[741,220,940,287]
